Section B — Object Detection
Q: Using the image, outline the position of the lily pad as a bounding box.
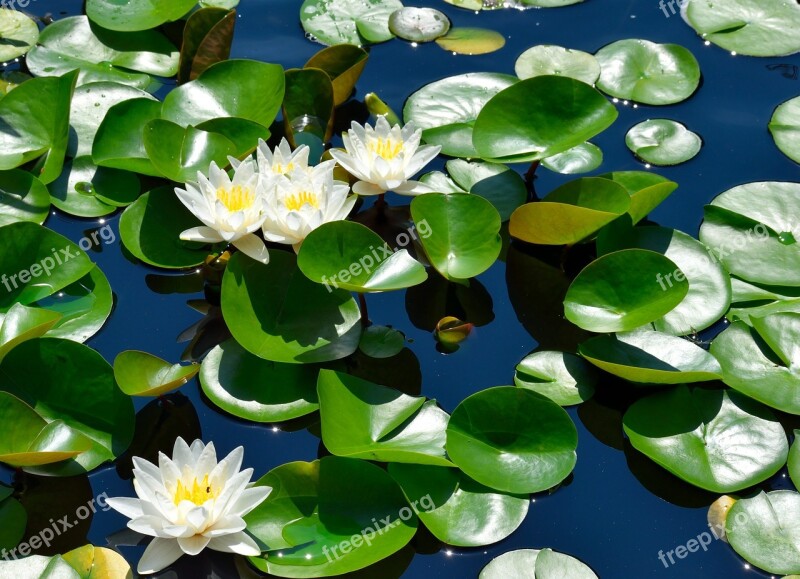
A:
[790,430,800,490]
[515,45,600,84]
[0,555,79,577]
[445,159,527,221]
[300,0,403,46]
[358,325,405,358]
[62,545,133,578]
[769,95,800,164]
[305,44,369,106]
[0,170,50,226]
[514,351,597,406]
[542,142,603,175]
[626,119,702,166]
[389,7,450,43]
[579,330,722,384]
[480,548,598,579]
[388,463,529,547]
[564,249,688,333]
[49,158,139,218]
[0,303,61,362]
[0,9,38,61]
[623,386,788,492]
[0,484,25,552]
[179,7,236,83]
[92,98,163,176]
[113,350,199,397]
[86,0,196,32]
[595,39,701,105]
[200,339,320,422]
[446,386,578,494]
[597,171,677,225]
[403,72,518,158]
[317,370,452,465]
[435,27,505,55]
[222,251,362,364]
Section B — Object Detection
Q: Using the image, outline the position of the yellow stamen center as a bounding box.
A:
[173,475,219,505]
[368,138,403,160]
[284,191,319,211]
[217,185,255,212]
[273,162,296,175]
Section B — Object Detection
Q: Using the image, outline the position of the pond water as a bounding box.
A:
[3,0,799,577]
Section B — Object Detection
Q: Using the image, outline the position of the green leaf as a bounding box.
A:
[579,330,722,384]
[61,545,133,578]
[245,457,416,576]
[411,193,501,282]
[195,117,270,159]
[446,386,578,494]
[49,157,138,218]
[86,0,196,32]
[317,369,453,466]
[0,303,62,362]
[596,171,677,225]
[0,170,50,226]
[624,386,787,493]
[388,463,528,547]
[514,350,597,406]
[179,7,235,83]
[283,68,335,143]
[113,350,199,397]
[445,159,527,221]
[595,39,701,105]
[305,44,369,106]
[92,98,163,176]
[564,249,688,333]
[199,339,320,423]
[790,430,800,490]
[389,7,450,43]
[626,119,702,166]
[0,8,38,60]
[473,76,618,163]
[358,325,405,358]
[0,338,135,475]
[435,27,505,55]
[726,491,800,574]
[297,221,427,293]
[162,59,285,129]
[480,548,597,579]
[119,186,210,269]
[300,0,403,46]
[0,485,26,551]
[770,95,800,164]
[515,45,600,84]
[403,73,518,158]
[541,142,603,175]
[222,251,362,364]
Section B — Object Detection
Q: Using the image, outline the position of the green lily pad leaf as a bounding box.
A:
[514,351,597,406]
[298,221,427,293]
[0,392,93,467]
[0,303,61,362]
[223,251,361,364]
[698,181,800,287]
[597,225,731,335]
[62,545,133,578]
[0,169,50,226]
[445,159,527,221]
[509,177,630,246]
[473,76,618,163]
[388,463,528,547]
[711,313,800,414]
[579,330,722,384]
[0,485,25,551]
[626,119,702,166]
[143,119,236,183]
[305,44,369,106]
[541,142,603,175]
[389,7,450,43]
[119,186,210,269]
[86,0,196,32]
[403,72,518,158]
[0,8,38,60]
[26,16,178,87]
[730,277,800,305]
[0,222,95,310]
[728,297,800,326]
[113,350,199,397]
[564,249,688,333]
[726,490,800,575]
[300,0,403,46]
[162,59,285,129]
[358,325,405,358]
[0,71,77,184]
[317,369,452,466]
[92,98,163,176]
[597,170,677,224]
[435,27,505,55]
[195,117,271,159]
[446,386,578,494]
[49,157,140,217]
[480,548,597,579]
[245,457,416,576]
[770,95,800,164]
[624,386,788,492]
[411,193,501,282]
[595,39,700,105]
[790,430,800,490]
[0,555,80,577]
[518,0,584,5]
[0,338,135,475]
[200,0,240,7]
[179,7,235,83]
[283,67,335,143]
[37,265,113,343]
[685,0,800,57]
[199,339,319,423]
[515,45,600,84]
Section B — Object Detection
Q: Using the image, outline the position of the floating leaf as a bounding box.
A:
[769,95,800,164]
[179,7,235,83]
[790,430,800,490]
[389,7,450,43]
[92,98,163,176]
[434,316,473,346]
[0,484,25,552]
[62,544,133,578]
[541,142,603,175]
[358,325,405,358]
[113,351,199,397]
[435,27,505,55]
[305,44,369,106]
[0,170,49,226]
[49,158,139,218]
[300,0,403,46]
[515,45,600,84]
[86,0,196,32]
[626,119,702,166]
[283,67,335,143]
[0,303,61,361]
[597,171,677,225]
[445,159,527,221]
[480,548,597,579]
[514,351,597,406]
[0,8,38,61]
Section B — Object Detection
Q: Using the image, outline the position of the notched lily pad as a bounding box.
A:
[114,350,199,397]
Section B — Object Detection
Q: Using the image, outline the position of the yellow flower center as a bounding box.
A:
[173,475,219,506]
[368,138,403,160]
[284,191,319,211]
[217,185,255,212]
[273,162,296,175]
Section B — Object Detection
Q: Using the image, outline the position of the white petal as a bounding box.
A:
[194,441,218,476]
[128,516,169,538]
[404,144,442,176]
[137,538,185,575]
[209,446,244,489]
[186,506,211,532]
[203,515,247,537]
[352,181,385,196]
[226,485,272,517]
[104,497,143,519]
[178,534,211,556]
[208,531,261,556]
[172,437,193,470]
[393,180,434,196]
[232,234,270,264]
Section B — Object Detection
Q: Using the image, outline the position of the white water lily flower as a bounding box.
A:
[105,438,270,575]
[175,158,270,264]
[256,137,311,177]
[330,116,441,196]
[262,160,356,251]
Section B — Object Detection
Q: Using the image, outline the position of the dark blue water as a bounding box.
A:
[3,0,800,577]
